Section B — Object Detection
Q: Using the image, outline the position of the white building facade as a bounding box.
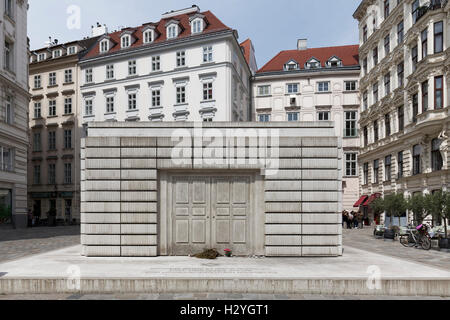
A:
[79,6,253,130]
[354,0,449,225]
[253,41,361,212]
[0,0,29,228]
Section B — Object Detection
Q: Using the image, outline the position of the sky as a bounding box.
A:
[28,0,361,69]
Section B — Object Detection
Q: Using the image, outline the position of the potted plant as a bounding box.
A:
[224,249,232,257]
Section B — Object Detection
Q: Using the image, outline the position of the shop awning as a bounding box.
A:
[353,195,368,207]
[363,193,381,206]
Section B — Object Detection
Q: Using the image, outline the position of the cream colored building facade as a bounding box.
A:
[354,0,449,225]
[0,0,29,228]
[253,41,361,211]
[28,37,98,223]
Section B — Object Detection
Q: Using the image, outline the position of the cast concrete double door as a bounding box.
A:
[168,174,255,256]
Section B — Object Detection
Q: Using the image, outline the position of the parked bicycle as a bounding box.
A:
[399,224,431,250]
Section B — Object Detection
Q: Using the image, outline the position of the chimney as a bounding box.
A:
[297,39,307,50]
[91,23,108,37]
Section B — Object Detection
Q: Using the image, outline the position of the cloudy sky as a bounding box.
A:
[28,0,360,69]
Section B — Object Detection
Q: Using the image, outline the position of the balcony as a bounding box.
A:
[415,0,448,24]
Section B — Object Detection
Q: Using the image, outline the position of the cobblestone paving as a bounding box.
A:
[342,226,450,271]
[0,225,80,263]
[0,293,448,300]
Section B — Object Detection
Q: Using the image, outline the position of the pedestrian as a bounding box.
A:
[352,211,358,229]
[347,211,353,229]
[342,211,348,228]
[27,209,33,228]
[357,211,364,229]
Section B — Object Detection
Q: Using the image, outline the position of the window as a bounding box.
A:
[412,93,419,123]
[152,89,160,107]
[202,46,213,63]
[85,69,93,83]
[203,82,213,101]
[34,102,41,119]
[411,45,418,72]
[128,93,137,110]
[49,100,56,117]
[344,111,357,137]
[421,28,428,58]
[373,82,378,103]
[85,99,93,116]
[397,62,404,87]
[434,21,443,53]
[52,50,61,58]
[374,121,379,142]
[318,111,330,121]
[345,153,357,177]
[363,25,368,43]
[176,87,186,104]
[106,64,114,79]
[385,155,392,181]
[0,146,13,172]
[64,97,72,114]
[412,0,419,24]
[68,46,77,55]
[3,95,13,124]
[431,139,443,172]
[258,114,270,122]
[38,53,46,62]
[363,162,369,185]
[422,81,428,112]
[317,81,330,92]
[64,163,72,184]
[4,41,12,71]
[384,0,390,19]
[363,91,368,111]
[152,56,160,71]
[100,40,109,53]
[373,160,380,184]
[397,20,404,44]
[33,133,41,152]
[258,85,270,96]
[33,165,41,184]
[121,35,130,48]
[306,59,320,69]
[192,19,203,34]
[412,144,422,175]
[287,83,299,94]
[176,51,185,67]
[398,151,404,179]
[167,25,177,39]
[64,130,72,149]
[143,30,153,44]
[363,126,368,147]
[384,72,390,95]
[363,57,368,75]
[384,35,390,56]
[34,75,41,89]
[435,76,443,110]
[48,164,56,185]
[287,112,299,122]
[385,113,391,137]
[373,47,378,65]
[5,0,13,18]
[48,131,56,151]
[285,61,299,71]
[345,81,357,91]
[106,96,114,113]
[398,106,404,131]
[49,72,56,86]
[128,60,137,76]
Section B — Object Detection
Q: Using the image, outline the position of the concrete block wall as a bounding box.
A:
[81,122,342,257]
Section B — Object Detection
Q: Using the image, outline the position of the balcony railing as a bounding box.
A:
[416,0,448,24]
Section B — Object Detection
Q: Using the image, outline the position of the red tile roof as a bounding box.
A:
[240,39,252,66]
[83,11,231,60]
[257,45,360,73]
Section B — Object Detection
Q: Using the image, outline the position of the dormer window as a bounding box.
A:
[100,40,109,53]
[284,60,299,71]
[143,29,154,44]
[52,50,62,58]
[305,57,321,69]
[167,24,179,39]
[37,53,46,62]
[326,56,342,68]
[68,46,77,55]
[121,35,131,48]
[191,19,203,34]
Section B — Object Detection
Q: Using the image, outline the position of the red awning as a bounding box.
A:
[363,193,381,206]
[353,196,368,207]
